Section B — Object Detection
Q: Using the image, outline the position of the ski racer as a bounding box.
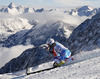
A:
[46,38,72,67]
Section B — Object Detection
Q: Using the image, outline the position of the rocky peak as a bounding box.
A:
[8,2,16,9]
[77,5,93,12]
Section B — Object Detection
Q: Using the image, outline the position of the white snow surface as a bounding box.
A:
[0,48,100,79]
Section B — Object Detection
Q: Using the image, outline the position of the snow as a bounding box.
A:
[0,49,100,79]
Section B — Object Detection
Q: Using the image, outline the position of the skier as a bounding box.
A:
[46,38,72,67]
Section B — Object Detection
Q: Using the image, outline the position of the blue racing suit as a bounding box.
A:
[53,42,71,63]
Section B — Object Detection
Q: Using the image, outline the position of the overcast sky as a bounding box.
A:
[0,0,100,7]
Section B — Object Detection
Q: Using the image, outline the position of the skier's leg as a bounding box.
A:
[53,57,65,67]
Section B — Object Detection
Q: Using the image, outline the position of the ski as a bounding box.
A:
[26,66,57,75]
[26,57,75,75]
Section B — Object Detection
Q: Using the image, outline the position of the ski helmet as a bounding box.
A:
[46,38,55,45]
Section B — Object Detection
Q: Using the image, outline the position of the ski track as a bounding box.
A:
[0,49,100,79]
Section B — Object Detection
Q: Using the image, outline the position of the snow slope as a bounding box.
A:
[0,49,100,79]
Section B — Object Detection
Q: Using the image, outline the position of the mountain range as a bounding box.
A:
[69,5,100,16]
[0,3,100,16]
[0,3,35,14]
[2,21,74,47]
[0,3,100,47]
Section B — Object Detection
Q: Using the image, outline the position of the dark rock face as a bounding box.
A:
[8,2,16,9]
[0,45,52,74]
[66,13,100,55]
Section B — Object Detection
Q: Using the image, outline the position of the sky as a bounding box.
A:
[0,0,100,7]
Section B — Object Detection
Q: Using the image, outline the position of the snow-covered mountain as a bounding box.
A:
[0,18,33,43]
[1,21,73,47]
[0,18,32,32]
[0,3,100,17]
[66,13,100,55]
[0,3,35,14]
[0,3,59,14]
[69,5,100,16]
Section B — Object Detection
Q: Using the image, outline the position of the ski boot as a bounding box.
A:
[53,60,65,67]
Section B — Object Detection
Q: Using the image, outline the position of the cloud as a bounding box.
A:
[21,11,87,26]
[0,45,34,68]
